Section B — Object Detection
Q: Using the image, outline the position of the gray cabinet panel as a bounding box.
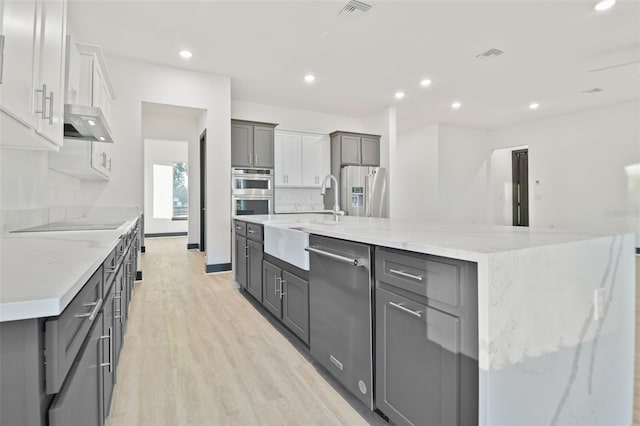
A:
[235,235,248,288]
[246,223,263,242]
[375,287,460,426]
[262,261,282,318]
[282,271,309,345]
[113,267,124,364]
[45,266,103,395]
[48,313,103,426]
[361,136,380,166]
[234,220,247,236]
[247,239,263,301]
[231,122,253,167]
[102,284,115,420]
[253,126,274,168]
[340,135,361,165]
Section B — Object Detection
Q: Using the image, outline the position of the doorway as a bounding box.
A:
[199,129,207,252]
[512,149,529,226]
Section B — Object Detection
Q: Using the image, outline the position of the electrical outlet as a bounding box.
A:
[594,288,605,321]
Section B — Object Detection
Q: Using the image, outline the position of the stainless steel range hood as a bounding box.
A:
[63,104,114,143]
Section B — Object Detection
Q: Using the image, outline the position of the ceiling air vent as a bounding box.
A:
[476,48,504,60]
[339,0,372,16]
[582,88,604,94]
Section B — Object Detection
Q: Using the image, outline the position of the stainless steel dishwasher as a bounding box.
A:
[306,235,373,409]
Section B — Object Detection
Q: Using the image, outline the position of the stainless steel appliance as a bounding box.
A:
[231,168,274,216]
[340,166,386,217]
[306,235,373,409]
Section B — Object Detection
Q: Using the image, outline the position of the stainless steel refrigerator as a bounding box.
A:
[340,166,386,217]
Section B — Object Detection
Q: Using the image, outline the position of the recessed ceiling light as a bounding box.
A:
[87,119,96,126]
[179,50,193,59]
[529,102,540,110]
[98,136,105,141]
[420,79,432,87]
[394,91,405,100]
[451,101,462,110]
[594,0,615,11]
[304,74,315,83]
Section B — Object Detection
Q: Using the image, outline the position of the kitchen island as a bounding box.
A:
[235,214,636,426]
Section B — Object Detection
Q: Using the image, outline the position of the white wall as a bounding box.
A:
[141,106,205,245]
[395,101,640,242]
[143,139,188,234]
[490,100,640,238]
[392,124,439,221]
[362,107,396,218]
[231,100,363,134]
[103,56,231,265]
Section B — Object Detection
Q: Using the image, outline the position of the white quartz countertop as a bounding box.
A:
[0,217,139,322]
[235,214,623,261]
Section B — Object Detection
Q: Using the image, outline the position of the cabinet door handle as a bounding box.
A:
[107,159,112,171]
[280,279,286,299]
[100,326,113,373]
[389,268,423,282]
[0,35,4,84]
[389,301,422,318]
[255,153,258,164]
[47,91,54,124]
[34,84,47,118]
[245,245,249,258]
[75,298,103,321]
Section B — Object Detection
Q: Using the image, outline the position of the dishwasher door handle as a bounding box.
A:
[305,246,364,267]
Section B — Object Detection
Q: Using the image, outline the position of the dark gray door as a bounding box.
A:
[231,122,253,167]
[199,129,206,251]
[340,135,361,165]
[253,126,274,168]
[246,239,263,301]
[512,149,529,226]
[282,271,309,345]
[49,313,103,426]
[235,235,247,288]
[262,261,282,318]
[375,287,460,426]
[360,136,380,166]
[102,285,115,420]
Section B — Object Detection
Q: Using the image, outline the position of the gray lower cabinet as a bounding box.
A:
[102,284,116,420]
[113,267,124,363]
[49,312,104,426]
[375,287,460,426]
[247,239,263,301]
[235,234,248,288]
[262,261,282,318]
[261,261,310,345]
[281,271,309,345]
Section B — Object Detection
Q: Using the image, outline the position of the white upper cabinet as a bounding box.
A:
[275,130,330,188]
[301,134,330,188]
[0,0,67,150]
[49,139,112,180]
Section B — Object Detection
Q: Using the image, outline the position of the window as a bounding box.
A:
[172,162,188,219]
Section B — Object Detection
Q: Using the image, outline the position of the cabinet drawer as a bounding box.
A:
[234,220,247,236]
[376,248,461,308]
[246,223,263,242]
[45,266,103,395]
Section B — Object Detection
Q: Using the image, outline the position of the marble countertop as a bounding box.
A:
[235,214,623,261]
[0,216,139,322]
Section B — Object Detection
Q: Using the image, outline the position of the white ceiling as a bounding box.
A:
[68,0,640,132]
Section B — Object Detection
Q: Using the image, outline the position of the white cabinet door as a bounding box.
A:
[301,134,330,187]
[34,0,66,147]
[0,0,39,128]
[275,131,302,187]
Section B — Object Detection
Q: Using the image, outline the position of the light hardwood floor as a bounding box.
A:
[107,237,370,426]
[108,237,640,425]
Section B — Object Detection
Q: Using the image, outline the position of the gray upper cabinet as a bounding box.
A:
[375,287,460,426]
[361,136,380,166]
[247,239,263,301]
[231,120,277,168]
[282,271,310,345]
[331,131,381,166]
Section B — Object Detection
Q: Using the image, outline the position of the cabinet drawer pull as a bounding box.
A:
[235,225,241,230]
[389,301,422,319]
[75,298,103,321]
[389,268,423,281]
[100,326,113,373]
[248,229,256,234]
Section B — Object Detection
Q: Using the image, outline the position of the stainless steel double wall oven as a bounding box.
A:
[231,167,274,216]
